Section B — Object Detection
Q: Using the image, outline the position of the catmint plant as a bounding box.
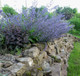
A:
[0,6,73,51]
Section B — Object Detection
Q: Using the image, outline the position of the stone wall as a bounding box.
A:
[0,34,77,76]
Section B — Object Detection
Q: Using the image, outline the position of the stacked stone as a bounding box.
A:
[0,34,76,76]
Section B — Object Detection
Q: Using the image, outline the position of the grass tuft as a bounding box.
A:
[68,42,80,76]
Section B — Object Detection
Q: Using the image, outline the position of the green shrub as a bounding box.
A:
[75,13,80,18]
[56,7,77,20]
[2,5,18,15]
[69,29,80,35]
[70,17,80,31]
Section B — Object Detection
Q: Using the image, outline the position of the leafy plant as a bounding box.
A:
[56,7,77,20]
[0,6,72,52]
[0,24,29,51]
[2,5,18,16]
[70,17,80,31]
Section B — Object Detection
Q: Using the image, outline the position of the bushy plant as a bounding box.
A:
[30,6,53,19]
[0,7,72,51]
[69,29,80,35]
[0,14,29,51]
[70,17,80,31]
[2,5,18,16]
[56,7,77,20]
[75,13,80,18]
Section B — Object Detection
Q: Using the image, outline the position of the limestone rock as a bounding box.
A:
[16,57,34,67]
[42,61,51,73]
[51,63,61,76]
[37,71,43,76]
[46,56,54,65]
[55,45,60,54]
[3,61,13,68]
[4,54,15,62]
[0,63,3,68]
[38,51,48,62]
[24,47,40,58]
[8,63,26,76]
[50,50,56,57]
[54,56,62,63]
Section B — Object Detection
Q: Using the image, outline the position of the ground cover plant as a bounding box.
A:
[68,41,80,76]
[0,6,72,54]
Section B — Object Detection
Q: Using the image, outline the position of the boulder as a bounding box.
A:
[24,47,40,58]
[16,57,34,67]
[8,63,27,76]
[42,61,51,73]
[2,61,13,68]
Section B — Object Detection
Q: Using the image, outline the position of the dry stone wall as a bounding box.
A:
[0,34,77,76]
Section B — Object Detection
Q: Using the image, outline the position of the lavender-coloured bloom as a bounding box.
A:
[0,10,2,13]
[0,6,73,48]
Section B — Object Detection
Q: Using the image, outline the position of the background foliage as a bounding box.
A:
[2,5,18,16]
[56,7,77,20]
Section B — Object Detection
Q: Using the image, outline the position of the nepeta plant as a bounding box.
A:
[0,6,72,51]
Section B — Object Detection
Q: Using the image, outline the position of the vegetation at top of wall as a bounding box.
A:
[56,7,77,20]
[69,12,80,35]
[70,17,80,31]
[0,6,72,54]
[2,5,18,16]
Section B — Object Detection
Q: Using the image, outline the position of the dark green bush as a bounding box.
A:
[69,29,80,35]
[75,13,80,18]
[2,5,18,15]
[70,17,80,31]
[56,7,77,20]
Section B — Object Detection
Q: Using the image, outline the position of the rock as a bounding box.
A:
[38,51,48,62]
[0,68,12,76]
[4,54,15,62]
[59,52,66,58]
[54,56,62,63]
[0,34,75,76]
[60,49,65,52]
[37,71,43,76]
[55,45,60,54]
[33,43,45,51]
[61,70,67,76]
[50,50,56,57]
[47,48,52,54]
[63,58,67,64]
[46,56,54,65]
[0,63,3,68]
[42,61,51,73]
[51,63,61,76]
[24,47,40,58]
[48,43,55,50]
[8,63,27,76]
[3,61,13,68]
[16,57,34,67]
